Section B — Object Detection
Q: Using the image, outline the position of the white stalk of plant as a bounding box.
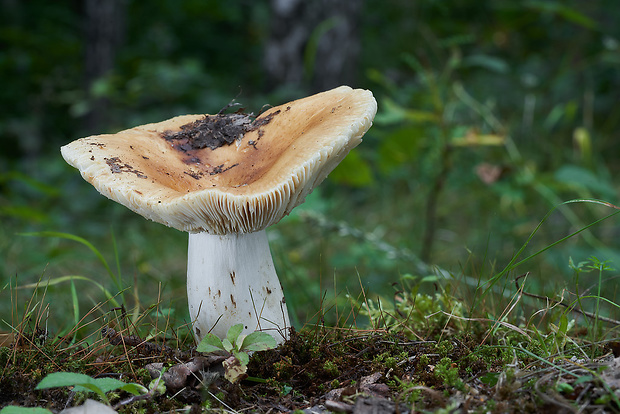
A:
[186,230,290,344]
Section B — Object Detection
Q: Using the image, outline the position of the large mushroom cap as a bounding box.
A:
[61,86,377,234]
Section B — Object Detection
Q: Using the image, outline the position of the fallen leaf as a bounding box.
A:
[223,355,248,383]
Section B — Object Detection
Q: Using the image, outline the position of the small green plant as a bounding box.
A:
[373,351,404,371]
[546,315,576,356]
[360,275,465,337]
[419,354,430,366]
[434,357,465,391]
[39,372,148,404]
[1,371,161,413]
[569,255,616,348]
[555,381,574,394]
[196,323,277,383]
[0,407,52,414]
[435,340,454,358]
[396,377,422,405]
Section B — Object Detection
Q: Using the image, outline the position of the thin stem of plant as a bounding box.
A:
[515,274,620,326]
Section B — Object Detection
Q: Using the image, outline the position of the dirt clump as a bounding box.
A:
[162,104,279,152]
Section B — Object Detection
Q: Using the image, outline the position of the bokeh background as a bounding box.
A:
[2,0,620,336]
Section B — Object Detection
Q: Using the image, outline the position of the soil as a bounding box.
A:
[162,104,279,152]
[0,326,617,413]
[104,157,148,179]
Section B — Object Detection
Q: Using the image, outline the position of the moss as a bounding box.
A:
[434,357,465,391]
[419,354,430,366]
[435,340,454,357]
[322,360,339,377]
[272,356,294,379]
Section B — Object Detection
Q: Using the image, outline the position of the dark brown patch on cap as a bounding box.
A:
[162,108,280,152]
[105,157,147,179]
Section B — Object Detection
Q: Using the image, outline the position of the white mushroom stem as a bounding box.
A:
[187,230,290,344]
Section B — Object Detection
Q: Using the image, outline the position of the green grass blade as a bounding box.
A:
[70,278,79,341]
[515,346,579,378]
[20,231,121,289]
[110,228,122,287]
[17,275,120,308]
[578,295,620,310]
[482,199,620,297]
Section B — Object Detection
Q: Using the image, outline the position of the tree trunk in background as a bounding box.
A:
[83,0,126,134]
[264,0,362,93]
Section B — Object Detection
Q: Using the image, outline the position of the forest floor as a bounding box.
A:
[1,323,619,413]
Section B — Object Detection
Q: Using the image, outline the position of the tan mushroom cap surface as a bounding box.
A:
[61,86,377,234]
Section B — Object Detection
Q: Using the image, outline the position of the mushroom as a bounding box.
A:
[61,86,377,344]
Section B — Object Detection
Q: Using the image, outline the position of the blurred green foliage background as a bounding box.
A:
[1,0,619,337]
